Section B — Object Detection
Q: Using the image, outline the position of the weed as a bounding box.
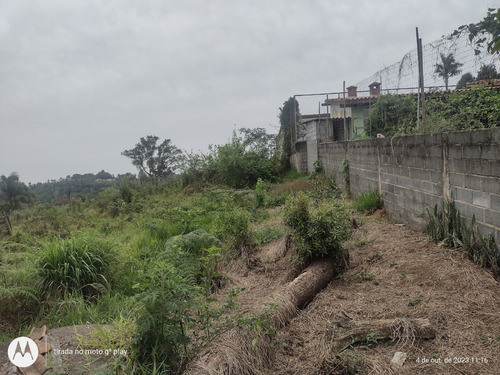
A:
[426,197,499,278]
[342,159,351,197]
[253,226,287,246]
[353,190,383,214]
[357,272,375,281]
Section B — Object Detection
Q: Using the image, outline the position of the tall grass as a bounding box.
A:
[36,236,115,298]
[353,190,383,214]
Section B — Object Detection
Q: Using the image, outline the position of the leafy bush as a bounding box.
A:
[353,190,383,214]
[36,237,115,298]
[367,94,418,137]
[133,230,226,372]
[213,207,252,250]
[283,192,350,264]
[182,128,279,189]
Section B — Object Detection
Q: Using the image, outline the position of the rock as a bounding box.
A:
[391,351,407,367]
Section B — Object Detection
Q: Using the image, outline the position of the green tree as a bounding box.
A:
[0,173,35,212]
[435,53,463,90]
[278,97,301,171]
[122,136,183,185]
[453,8,500,56]
[476,64,500,80]
[182,128,278,189]
[456,72,475,89]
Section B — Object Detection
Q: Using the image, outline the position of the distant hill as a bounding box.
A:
[29,171,136,203]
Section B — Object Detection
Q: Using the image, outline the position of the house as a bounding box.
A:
[323,82,381,140]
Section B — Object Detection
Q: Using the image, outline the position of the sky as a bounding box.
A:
[0,0,497,184]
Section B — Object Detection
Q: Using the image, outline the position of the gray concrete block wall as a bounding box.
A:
[312,128,500,244]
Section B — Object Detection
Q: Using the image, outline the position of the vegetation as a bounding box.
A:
[366,94,418,136]
[278,97,302,171]
[456,72,475,89]
[453,8,500,56]
[122,136,184,185]
[367,88,500,136]
[283,191,350,265]
[0,173,35,212]
[182,128,279,189]
[434,52,463,90]
[425,197,499,278]
[353,190,383,214]
[476,64,500,80]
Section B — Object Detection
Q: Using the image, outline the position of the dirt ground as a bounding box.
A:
[212,211,500,375]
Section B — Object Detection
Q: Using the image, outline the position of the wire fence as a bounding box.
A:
[294,29,499,117]
[355,30,500,94]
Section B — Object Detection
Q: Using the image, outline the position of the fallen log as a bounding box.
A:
[186,254,349,375]
[334,318,436,353]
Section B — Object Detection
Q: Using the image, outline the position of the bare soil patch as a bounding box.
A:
[270,217,500,374]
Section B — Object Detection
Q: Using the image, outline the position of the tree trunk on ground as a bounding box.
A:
[186,254,349,375]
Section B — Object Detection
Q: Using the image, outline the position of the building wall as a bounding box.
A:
[351,107,365,138]
[317,128,500,244]
[291,141,308,173]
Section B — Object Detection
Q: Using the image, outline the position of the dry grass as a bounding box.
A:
[186,213,500,375]
[269,179,315,196]
[271,219,500,374]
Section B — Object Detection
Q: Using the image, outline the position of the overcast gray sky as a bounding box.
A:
[0,0,496,183]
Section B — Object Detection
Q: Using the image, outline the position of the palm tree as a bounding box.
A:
[435,53,463,90]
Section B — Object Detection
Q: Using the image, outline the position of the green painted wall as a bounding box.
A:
[351,107,365,138]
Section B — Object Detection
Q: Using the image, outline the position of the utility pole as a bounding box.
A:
[343,81,347,141]
[416,27,426,132]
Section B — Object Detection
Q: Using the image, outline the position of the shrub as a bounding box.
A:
[353,190,383,214]
[36,237,114,298]
[426,198,500,278]
[283,192,350,264]
[133,230,226,372]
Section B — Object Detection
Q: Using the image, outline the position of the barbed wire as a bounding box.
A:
[355,31,500,93]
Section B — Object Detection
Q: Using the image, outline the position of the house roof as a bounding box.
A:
[301,113,330,120]
[324,95,378,106]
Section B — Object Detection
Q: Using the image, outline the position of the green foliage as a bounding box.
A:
[367,94,418,137]
[434,52,463,90]
[453,8,500,56]
[278,97,302,171]
[213,207,252,250]
[133,230,227,372]
[36,236,115,298]
[253,226,287,246]
[122,136,184,185]
[283,192,350,264]
[425,198,500,278]
[476,64,500,80]
[353,190,383,214]
[342,159,351,197]
[254,178,268,208]
[426,88,500,131]
[182,128,279,189]
[456,72,476,89]
[0,173,35,212]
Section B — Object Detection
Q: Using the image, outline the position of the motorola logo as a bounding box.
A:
[7,337,39,368]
